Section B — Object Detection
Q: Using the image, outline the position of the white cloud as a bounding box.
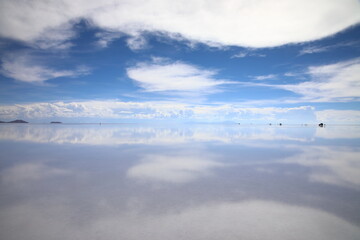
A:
[231,52,248,58]
[299,41,360,56]
[283,72,298,77]
[299,45,332,55]
[315,110,360,124]
[0,100,317,123]
[1,0,359,48]
[95,31,123,48]
[126,34,149,51]
[30,22,76,50]
[252,74,277,81]
[268,58,360,102]
[126,59,231,93]
[231,51,266,58]
[0,54,91,83]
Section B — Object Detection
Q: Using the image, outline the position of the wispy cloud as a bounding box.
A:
[95,31,123,48]
[263,58,360,102]
[299,41,360,56]
[231,51,266,59]
[299,45,332,55]
[1,0,359,48]
[126,58,232,94]
[30,22,76,50]
[0,54,91,83]
[252,74,277,81]
[283,72,298,77]
[126,34,149,51]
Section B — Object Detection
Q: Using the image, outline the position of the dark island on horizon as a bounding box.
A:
[0,119,28,123]
[50,121,62,124]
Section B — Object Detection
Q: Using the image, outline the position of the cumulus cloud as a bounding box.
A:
[267,58,360,102]
[1,0,359,48]
[0,54,91,83]
[126,59,231,94]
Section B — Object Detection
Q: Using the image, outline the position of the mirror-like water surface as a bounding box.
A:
[1,124,360,240]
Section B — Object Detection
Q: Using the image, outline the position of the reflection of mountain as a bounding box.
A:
[0,124,317,145]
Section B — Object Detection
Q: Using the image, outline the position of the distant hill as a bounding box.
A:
[0,119,28,123]
[50,121,62,124]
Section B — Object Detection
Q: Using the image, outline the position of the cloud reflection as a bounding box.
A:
[0,124,316,145]
[283,146,360,188]
[1,199,359,240]
[1,124,360,239]
[127,154,224,183]
[1,163,71,185]
[315,125,360,139]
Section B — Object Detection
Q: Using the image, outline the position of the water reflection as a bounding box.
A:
[2,162,71,185]
[315,125,360,139]
[1,199,359,240]
[127,153,224,183]
[282,146,360,189]
[0,124,318,145]
[0,124,359,239]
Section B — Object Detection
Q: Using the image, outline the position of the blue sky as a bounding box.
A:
[0,0,360,123]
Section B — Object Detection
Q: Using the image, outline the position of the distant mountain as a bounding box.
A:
[50,121,62,124]
[0,119,29,123]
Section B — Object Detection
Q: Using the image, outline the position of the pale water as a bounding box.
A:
[0,124,360,240]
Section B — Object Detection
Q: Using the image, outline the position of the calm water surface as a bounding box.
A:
[0,124,360,240]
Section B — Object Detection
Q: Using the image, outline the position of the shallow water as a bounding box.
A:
[0,124,360,240]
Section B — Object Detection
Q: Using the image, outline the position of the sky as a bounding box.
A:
[0,0,360,124]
